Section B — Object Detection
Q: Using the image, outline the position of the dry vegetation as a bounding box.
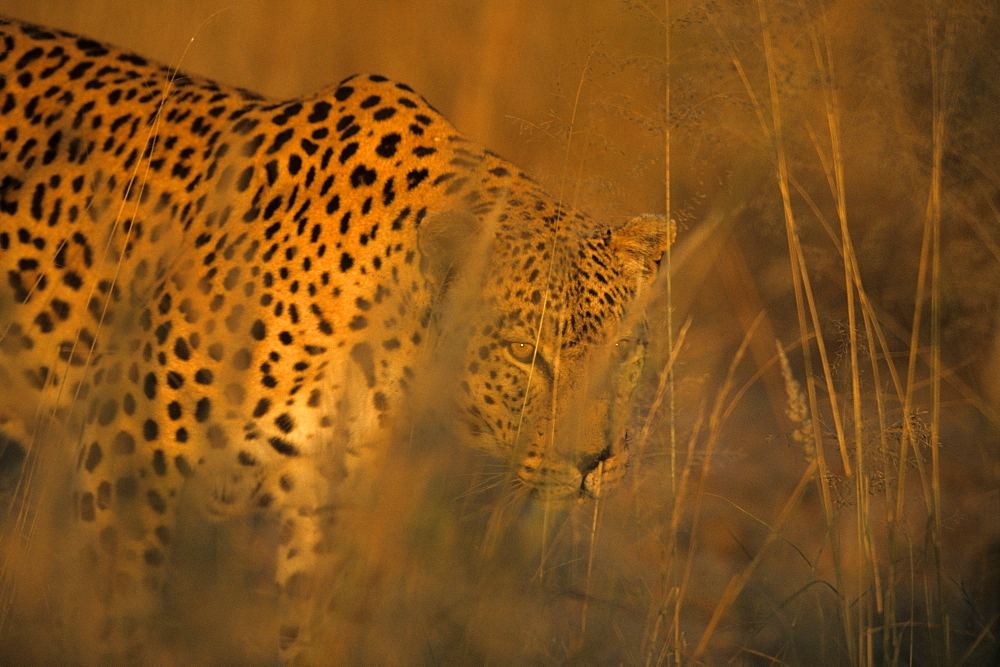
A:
[0,0,998,663]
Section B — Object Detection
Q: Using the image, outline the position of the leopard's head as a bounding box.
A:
[420,201,673,500]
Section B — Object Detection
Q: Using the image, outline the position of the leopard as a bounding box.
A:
[0,15,673,662]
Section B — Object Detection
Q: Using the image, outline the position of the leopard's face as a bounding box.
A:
[422,208,672,499]
[457,309,649,500]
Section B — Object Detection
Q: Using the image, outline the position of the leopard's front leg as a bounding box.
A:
[265,458,345,664]
[74,427,184,663]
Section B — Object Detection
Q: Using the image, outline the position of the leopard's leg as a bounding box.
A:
[267,459,340,664]
[74,424,185,662]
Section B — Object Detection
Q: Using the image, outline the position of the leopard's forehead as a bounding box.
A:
[477,216,642,348]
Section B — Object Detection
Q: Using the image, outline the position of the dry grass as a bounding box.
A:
[0,0,998,663]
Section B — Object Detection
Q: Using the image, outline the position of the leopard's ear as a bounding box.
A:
[417,209,487,288]
[604,214,675,278]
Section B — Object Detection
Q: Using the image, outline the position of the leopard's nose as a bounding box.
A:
[578,443,613,477]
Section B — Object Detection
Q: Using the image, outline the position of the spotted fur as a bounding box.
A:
[0,16,672,661]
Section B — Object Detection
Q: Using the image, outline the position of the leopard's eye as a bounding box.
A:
[613,338,633,359]
[507,342,536,363]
